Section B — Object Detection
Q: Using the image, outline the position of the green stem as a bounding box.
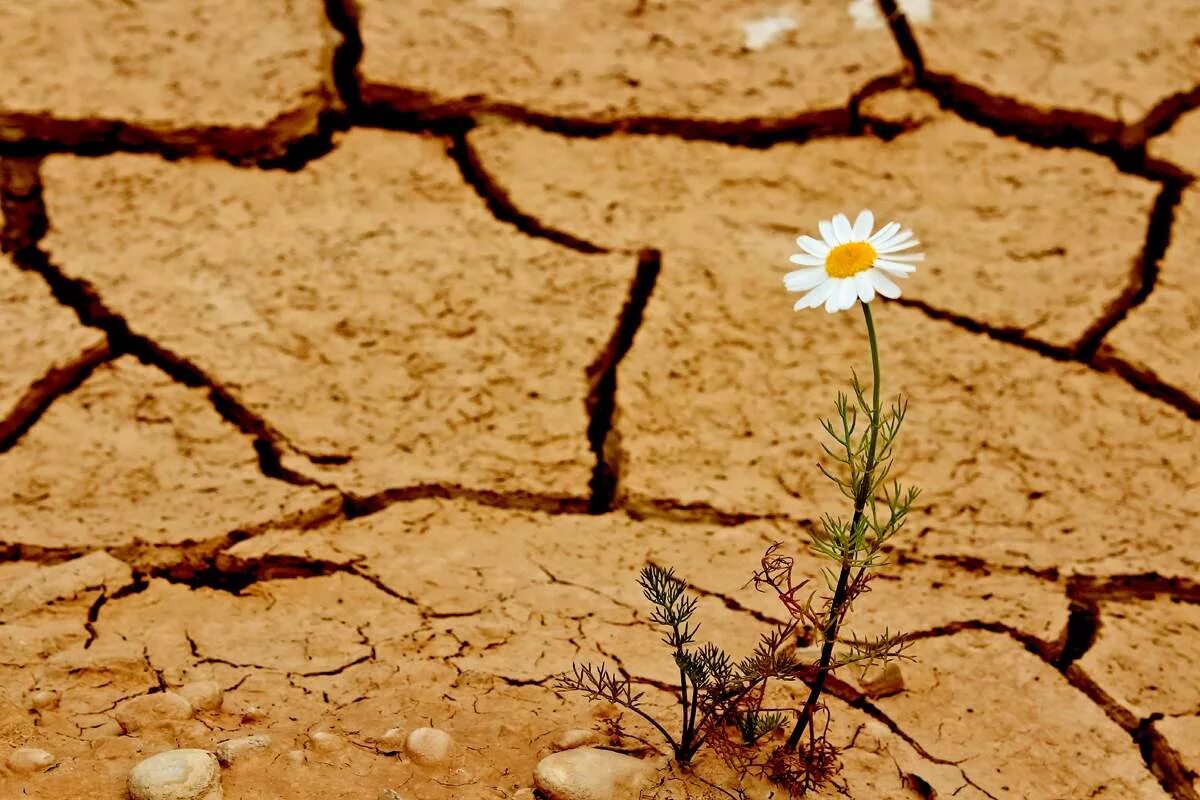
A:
[784,303,882,752]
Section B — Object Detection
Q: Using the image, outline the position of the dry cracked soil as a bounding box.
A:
[1,1,1199,799]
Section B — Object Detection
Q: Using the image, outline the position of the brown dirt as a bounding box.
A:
[1,2,1199,800]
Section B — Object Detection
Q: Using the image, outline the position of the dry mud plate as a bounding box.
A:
[1,2,1199,799]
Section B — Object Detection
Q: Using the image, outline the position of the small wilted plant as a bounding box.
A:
[559,210,923,797]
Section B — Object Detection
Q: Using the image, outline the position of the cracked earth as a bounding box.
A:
[1,1,1198,798]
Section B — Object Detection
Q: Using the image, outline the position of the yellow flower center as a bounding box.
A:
[824,242,877,278]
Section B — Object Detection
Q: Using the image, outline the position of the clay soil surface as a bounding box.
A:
[1,1,1199,799]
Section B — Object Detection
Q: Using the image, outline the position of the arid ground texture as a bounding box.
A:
[1,1,1199,799]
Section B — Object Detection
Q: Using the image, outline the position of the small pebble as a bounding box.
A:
[859,661,905,699]
[177,681,224,713]
[308,731,343,753]
[534,748,655,800]
[376,727,405,753]
[552,728,603,751]
[213,734,271,766]
[378,791,408,800]
[128,749,222,800]
[404,727,454,766]
[115,692,194,733]
[6,747,55,774]
[28,689,60,710]
[285,750,307,767]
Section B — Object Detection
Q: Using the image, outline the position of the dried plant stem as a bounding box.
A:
[784,303,882,752]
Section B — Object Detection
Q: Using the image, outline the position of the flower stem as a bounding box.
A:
[784,303,882,752]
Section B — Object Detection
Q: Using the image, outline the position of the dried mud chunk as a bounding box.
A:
[605,243,1199,573]
[41,130,633,499]
[0,0,333,128]
[93,574,418,679]
[918,0,1200,119]
[1104,189,1200,400]
[1079,598,1200,718]
[469,114,1157,346]
[0,552,132,619]
[358,0,902,119]
[1148,110,1200,175]
[1155,716,1200,794]
[875,633,1170,799]
[114,692,195,734]
[0,360,327,549]
[0,266,99,425]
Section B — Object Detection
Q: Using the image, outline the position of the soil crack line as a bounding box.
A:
[586,249,662,513]
[874,0,1196,183]
[0,339,114,452]
[1074,181,1185,360]
[0,156,343,489]
[446,128,611,254]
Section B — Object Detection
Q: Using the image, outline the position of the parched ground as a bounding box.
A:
[1,1,1199,799]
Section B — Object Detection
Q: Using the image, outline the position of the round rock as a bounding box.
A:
[404,727,454,766]
[177,681,224,713]
[213,734,271,766]
[534,748,655,800]
[307,731,343,753]
[28,689,60,710]
[128,749,222,800]
[6,747,55,774]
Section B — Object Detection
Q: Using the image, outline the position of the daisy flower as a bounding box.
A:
[785,210,923,313]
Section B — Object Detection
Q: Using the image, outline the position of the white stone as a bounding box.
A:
[28,689,60,710]
[177,681,223,713]
[115,692,194,733]
[128,749,222,800]
[534,748,656,800]
[404,727,454,766]
[6,747,55,774]
[213,734,271,766]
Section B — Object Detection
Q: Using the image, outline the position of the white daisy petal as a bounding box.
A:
[868,221,900,244]
[875,259,917,274]
[818,220,838,248]
[784,267,826,291]
[851,210,874,240]
[875,229,914,250]
[824,282,843,313]
[795,279,836,310]
[880,252,925,262]
[834,278,857,312]
[854,272,876,303]
[789,253,825,266]
[870,269,903,299]
[795,235,830,257]
[877,239,921,254]
[832,214,853,244]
